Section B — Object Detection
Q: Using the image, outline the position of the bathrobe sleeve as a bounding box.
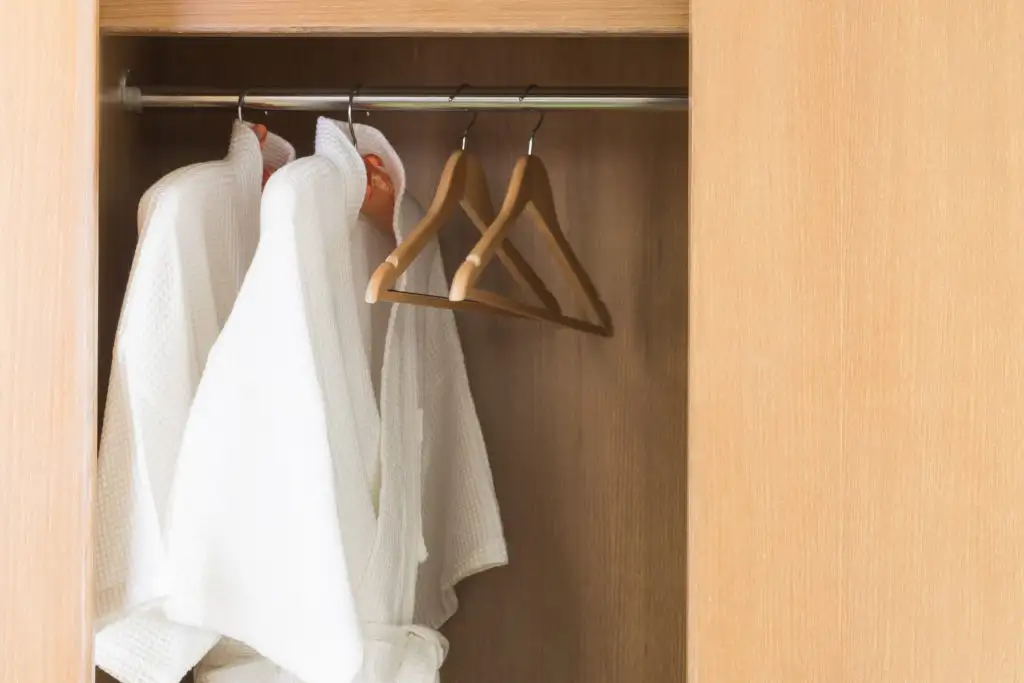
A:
[400,207,509,629]
[95,185,223,683]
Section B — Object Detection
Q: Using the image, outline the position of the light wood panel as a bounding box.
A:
[116,36,688,682]
[690,2,1024,681]
[100,0,689,36]
[0,0,97,682]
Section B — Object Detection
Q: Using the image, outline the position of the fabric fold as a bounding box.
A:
[165,119,506,683]
[95,121,294,683]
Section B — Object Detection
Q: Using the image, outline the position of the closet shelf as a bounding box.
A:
[99,0,690,35]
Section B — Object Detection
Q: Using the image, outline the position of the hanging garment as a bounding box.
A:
[163,118,507,683]
[94,121,295,683]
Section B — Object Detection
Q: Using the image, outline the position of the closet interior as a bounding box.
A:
[99,34,689,683]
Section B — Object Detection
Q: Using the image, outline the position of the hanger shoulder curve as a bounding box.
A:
[449,155,532,301]
[366,151,560,317]
[459,154,561,314]
[367,150,474,302]
[451,154,612,336]
[523,157,612,330]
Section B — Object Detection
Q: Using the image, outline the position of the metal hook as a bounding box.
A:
[520,84,544,155]
[119,69,131,105]
[237,91,247,122]
[450,84,477,151]
[527,111,545,155]
[348,84,361,147]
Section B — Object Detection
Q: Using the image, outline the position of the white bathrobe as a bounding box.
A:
[163,118,507,683]
[95,121,295,683]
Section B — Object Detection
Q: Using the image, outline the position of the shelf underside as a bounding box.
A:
[100,0,690,35]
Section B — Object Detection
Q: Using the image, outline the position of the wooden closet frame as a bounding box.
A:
[5,1,1024,682]
[2,4,693,680]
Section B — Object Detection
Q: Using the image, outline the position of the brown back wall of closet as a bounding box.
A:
[99,36,689,683]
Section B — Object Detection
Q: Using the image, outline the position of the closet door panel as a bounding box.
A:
[691,2,1024,681]
[0,1,98,682]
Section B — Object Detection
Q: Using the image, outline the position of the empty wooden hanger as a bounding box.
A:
[448,104,613,336]
[366,93,561,318]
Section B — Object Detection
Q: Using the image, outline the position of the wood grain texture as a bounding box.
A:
[116,36,688,683]
[690,1,1024,681]
[100,0,689,35]
[0,0,97,682]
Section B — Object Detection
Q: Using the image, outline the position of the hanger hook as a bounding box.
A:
[348,84,361,147]
[520,84,544,155]
[237,90,247,122]
[450,83,477,151]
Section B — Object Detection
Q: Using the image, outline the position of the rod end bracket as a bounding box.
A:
[119,70,143,113]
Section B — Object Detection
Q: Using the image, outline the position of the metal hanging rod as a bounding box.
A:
[118,84,689,113]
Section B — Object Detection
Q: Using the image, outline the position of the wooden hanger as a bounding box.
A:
[449,112,613,336]
[366,110,561,319]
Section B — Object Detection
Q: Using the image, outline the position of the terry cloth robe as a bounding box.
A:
[94,120,294,683]
[163,118,507,683]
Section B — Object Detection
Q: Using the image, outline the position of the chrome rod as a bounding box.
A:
[119,86,689,113]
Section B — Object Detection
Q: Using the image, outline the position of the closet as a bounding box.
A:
[96,31,688,683]
[5,2,1024,683]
